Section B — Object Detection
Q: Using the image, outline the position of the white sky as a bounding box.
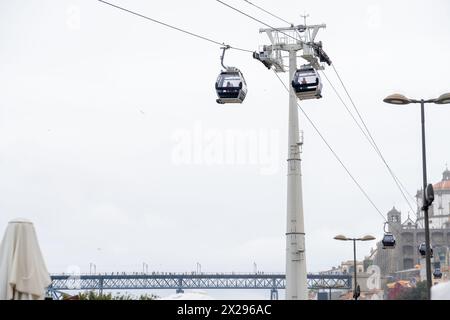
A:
[0,0,449,299]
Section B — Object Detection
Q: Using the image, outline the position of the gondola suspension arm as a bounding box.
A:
[220,45,231,70]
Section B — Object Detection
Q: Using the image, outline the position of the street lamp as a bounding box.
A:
[334,234,376,300]
[383,92,450,299]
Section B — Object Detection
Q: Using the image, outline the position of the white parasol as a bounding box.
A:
[432,281,450,300]
[0,219,51,300]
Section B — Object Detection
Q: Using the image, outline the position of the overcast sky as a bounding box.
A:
[1,0,449,298]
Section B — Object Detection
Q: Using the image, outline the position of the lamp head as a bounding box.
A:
[383,93,411,105]
[360,235,376,241]
[435,93,450,105]
[334,235,349,241]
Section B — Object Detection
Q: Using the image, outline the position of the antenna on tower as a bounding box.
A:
[300,12,309,26]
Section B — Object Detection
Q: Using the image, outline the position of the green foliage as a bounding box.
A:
[77,291,113,300]
[74,291,158,300]
[139,294,158,300]
[395,281,428,300]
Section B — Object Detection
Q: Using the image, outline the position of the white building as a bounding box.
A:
[416,168,450,229]
[339,261,364,274]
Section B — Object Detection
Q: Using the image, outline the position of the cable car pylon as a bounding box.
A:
[253,18,330,300]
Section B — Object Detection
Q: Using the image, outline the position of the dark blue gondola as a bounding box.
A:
[291,64,323,100]
[215,68,247,104]
[418,242,433,257]
[433,268,442,279]
[382,233,396,249]
[215,46,247,104]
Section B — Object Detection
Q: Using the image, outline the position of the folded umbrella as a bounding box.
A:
[0,219,51,300]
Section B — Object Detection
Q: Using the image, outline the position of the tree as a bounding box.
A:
[395,281,428,300]
[74,291,158,300]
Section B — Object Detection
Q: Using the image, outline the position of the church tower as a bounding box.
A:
[387,206,401,233]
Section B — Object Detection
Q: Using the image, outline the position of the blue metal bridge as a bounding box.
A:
[48,272,351,300]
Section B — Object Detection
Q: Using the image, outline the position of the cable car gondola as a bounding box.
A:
[418,242,433,258]
[381,222,396,249]
[433,268,442,279]
[291,64,322,100]
[382,233,396,249]
[215,46,247,104]
[215,68,247,104]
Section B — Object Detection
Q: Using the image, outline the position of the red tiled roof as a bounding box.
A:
[434,180,450,191]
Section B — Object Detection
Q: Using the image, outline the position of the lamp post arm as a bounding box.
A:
[410,99,436,104]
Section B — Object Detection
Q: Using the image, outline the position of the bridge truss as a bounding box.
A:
[48,273,351,300]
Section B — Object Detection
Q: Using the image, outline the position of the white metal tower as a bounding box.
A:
[255,22,328,300]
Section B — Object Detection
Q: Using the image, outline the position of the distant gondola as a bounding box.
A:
[418,242,433,257]
[433,268,442,279]
[382,233,396,249]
